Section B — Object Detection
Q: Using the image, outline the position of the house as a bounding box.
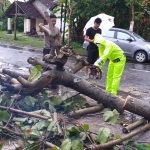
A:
[3,0,66,35]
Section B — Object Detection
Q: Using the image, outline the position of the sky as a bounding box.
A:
[9,0,25,3]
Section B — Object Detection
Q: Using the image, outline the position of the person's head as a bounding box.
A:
[50,14,57,26]
[94,33,106,47]
[93,18,102,29]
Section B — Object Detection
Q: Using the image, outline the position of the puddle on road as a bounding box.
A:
[0,44,7,48]
[130,62,150,72]
[9,46,23,50]
[0,62,14,69]
[28,49,36,52]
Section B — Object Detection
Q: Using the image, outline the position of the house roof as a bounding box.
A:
[3,1,43,19]
[27,0,57,10]
[3,0,57,18]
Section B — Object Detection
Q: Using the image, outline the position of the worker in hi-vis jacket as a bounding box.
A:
[93,33,126,95]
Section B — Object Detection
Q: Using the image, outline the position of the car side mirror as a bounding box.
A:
[126,38,133,42]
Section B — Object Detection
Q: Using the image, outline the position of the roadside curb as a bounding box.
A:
[0,41,42,53]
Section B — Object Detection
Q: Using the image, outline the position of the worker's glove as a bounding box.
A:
[89,65,102,79]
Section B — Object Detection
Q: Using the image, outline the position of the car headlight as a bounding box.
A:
[145,44,150,49]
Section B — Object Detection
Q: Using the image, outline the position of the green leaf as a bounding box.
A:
[24,96,37,106]
[60,139,72,150]
[147,143,150,149]
[50,146,58,150]
[102,111,114,121]
[0,110,10,123]
[115,134,121,139]
[13,117,27,122]
[67,126,80,137]
[83,124,89,131]
[26,142,41,150]
[27,140,34,144]
[95,127,110,144]
[44,101,56,113]
[71,140,84,150]
[53,96,63,105]
[30,130,42,139]
[0,142,3,149]
[32,120,50,130]
[124,146,132,150]
[102,109,120,125]
[108,116,118,125]
[61,94,67,101]
[38,109,51,117]
[47,121,56,131]
[63,102,74,113]
[28,65,42,82]
[113,109,120,118]
[72,95,87,107]
[133,141,147,150]
[79,132,87,141]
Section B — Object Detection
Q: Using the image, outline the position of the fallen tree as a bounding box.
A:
[1,61,150,120]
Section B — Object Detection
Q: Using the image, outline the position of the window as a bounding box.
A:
[103,30,115,38]
[117,32,134,40]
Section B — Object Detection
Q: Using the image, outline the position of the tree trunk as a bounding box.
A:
[14,0,17,40]
[2,57,150,120]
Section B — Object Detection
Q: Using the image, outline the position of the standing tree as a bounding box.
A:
[14,0,17,40]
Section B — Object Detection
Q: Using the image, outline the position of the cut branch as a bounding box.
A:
[88,122,150,150]
[0,126,23,136]
[0,106,49,120]
[122,118,148,133]
[68,105,104,118]
[2,69,29,79]
[53,112,63,136]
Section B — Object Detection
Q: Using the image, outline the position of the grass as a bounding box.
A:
[0,31,44,48]
[0,31,87,55]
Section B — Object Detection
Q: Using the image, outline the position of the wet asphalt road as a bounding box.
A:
[0,45,150,100]
[1,45,150,143]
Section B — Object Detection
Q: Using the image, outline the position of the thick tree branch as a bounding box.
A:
[88,122,150,150]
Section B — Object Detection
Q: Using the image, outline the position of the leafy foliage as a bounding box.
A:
[28,65,42,82]
[102,109,120,125]
[95,127,111,144]
[0,110,10,123]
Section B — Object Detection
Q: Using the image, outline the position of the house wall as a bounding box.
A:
[24,18,26,33]
[24,17,44,34]
[36,18,45,35]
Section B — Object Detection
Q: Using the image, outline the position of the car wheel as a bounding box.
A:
[134,51,147,63]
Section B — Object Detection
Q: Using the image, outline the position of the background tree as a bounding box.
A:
[0,0,11,31]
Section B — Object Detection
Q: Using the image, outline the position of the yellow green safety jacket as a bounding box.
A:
[94,33,124,69]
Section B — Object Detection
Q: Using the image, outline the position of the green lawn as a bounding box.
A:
[0,31,87,55]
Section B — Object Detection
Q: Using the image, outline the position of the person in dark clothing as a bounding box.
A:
[84,18,102,75]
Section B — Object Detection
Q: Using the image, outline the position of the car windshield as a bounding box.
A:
[129,31,146,42]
